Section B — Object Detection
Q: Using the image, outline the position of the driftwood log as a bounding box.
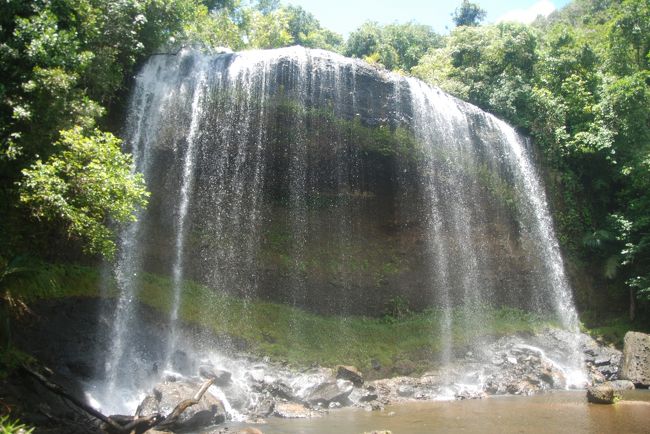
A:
[21,364,216,433]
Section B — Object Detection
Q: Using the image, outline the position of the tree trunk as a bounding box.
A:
[1,298,11,350]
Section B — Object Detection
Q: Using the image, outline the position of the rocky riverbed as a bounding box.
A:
[6,297,628,433]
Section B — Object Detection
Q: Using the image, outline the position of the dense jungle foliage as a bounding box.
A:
[0,0,649,324]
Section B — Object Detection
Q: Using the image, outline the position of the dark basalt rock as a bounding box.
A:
[304,379,354,405]
[133,47,556,317]
[586,383,619,404]
[199,365,232,386]
[336,365,363,386]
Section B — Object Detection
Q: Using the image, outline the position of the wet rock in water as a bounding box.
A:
[397,385,415,397]
[336,365,364,386]
[607,380,635,391]
[505,380,537,396]
[199,365,232,386]
[305,379,354,405]
[250,397,275,417]
[273,402,314,418]
[539,360,566,389]
[136,380,226,430]
[349,386,379,403]
[219,380,249,411]
[583,339,622,381]
[586,383,619,404]
[264,380,294,400]
[455,388,487,400]
[233,428,264,434]
[620,331,650,387]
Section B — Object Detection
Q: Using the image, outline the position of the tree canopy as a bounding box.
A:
[345,21,442,71]
[0,0,648,322]
[414,0,650,315]
[452,0,487,27]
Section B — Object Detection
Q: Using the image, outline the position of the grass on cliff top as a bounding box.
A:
[6,262,554,374]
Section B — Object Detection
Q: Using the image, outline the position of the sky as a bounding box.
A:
[283,0,572,36]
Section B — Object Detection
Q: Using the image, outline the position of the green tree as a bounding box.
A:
[19,128,149,258]
[244,7,293,49]
[452,0,487,27]
[414,23,537,125]
[283,5,343,51]
[608,0,650,74]
[256,0,280,15]
[345,21,382,61]
[346,21,441,71]
[414,1,650,322]
[0,0,213,261]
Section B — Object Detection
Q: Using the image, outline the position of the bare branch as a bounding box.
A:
[155,378,215,430]
[20,364,123,432]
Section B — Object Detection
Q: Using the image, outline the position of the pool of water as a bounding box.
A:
[226,390,650,434]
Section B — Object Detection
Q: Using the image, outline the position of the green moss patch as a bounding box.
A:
[7,262,553,374]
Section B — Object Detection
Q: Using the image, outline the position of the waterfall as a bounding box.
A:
[104,53,186,403]
[166,55,209,367]
[101,46,584,410]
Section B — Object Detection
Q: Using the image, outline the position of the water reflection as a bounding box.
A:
[226,391,650,434]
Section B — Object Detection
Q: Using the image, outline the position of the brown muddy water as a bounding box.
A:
[226,391,650,434]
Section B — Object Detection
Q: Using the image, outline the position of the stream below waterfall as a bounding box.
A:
[224,391,650,434]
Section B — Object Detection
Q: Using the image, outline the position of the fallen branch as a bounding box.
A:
[102,414,162,434]
[20,364,123,432]
[21,364,216,433]
[155,378,215,430]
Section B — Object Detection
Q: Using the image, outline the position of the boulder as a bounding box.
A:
[250,397,275,417]
[264,380,294,400]
[349,386,379,405]
[505,380,537,396]
[199,365,232,386]
[586,384,619,404]
[582,337,622,381]
[620,331,650,386]
[136,380,226,431]
[538,360,566,389]
[396,385,414,397]
[608,380,635,391]
[305,379,354,405]
[336,365,363,386]
[218,380,249,411]
[273,402,313,418]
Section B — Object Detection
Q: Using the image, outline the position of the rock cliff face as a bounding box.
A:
[120,46,575,320]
